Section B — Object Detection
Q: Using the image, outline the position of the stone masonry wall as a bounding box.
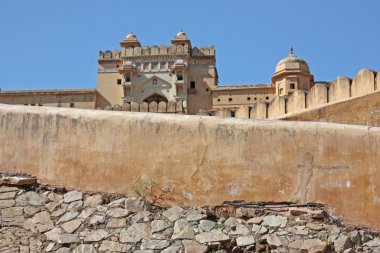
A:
[1,179,380,253]
[1,104,380,230]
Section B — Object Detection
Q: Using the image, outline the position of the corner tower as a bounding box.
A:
[272,47,314,97]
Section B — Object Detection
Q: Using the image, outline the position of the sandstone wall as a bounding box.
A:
[1,104,380,230]
[278,90,380,127]
[351,69,376,97]
[306,84,328,108]
[216,69,378,121]
[329,77,351,103]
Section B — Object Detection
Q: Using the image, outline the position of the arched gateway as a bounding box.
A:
[143,94,168,104]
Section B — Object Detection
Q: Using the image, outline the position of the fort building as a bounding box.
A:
[0,31,319,115]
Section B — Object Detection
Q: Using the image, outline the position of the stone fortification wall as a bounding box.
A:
[228,69,379,121]
[98,46,215,60]
[0,104,380,230]
[277,89,380,126]
[2,180,380,252]
[99,100,185,114]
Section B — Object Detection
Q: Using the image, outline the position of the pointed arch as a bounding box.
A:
[143,93,168,104]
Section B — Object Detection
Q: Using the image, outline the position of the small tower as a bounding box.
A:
[120,32,141,48]
[171,31,192,48]
[272,47,314,96]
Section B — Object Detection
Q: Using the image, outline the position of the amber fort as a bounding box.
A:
[1,29,380,252]
[1,31,370,120]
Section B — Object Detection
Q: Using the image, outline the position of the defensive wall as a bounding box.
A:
[277,89,380,126]
[224,69,379,122]
[99,100,185,114]
[0,104,380,230]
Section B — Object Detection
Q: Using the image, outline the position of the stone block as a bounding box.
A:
[286,90,305,113]
[351,69,376,97]
[140,102,149,112]
[131,102,139,112]
[158,101,167,113]
[250,101,267,119]
[149,101,158,113]
[307,83,328,108]
[268,96,286,118]
[329,77,351,103]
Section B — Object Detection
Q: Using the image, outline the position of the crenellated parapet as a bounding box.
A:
[98,50,121,61]
[213,68,379,121]
[99,45,215,61]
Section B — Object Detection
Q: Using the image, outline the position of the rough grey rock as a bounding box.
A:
[120,223,151,243]
[99,240,131,252]
[224,217,238,226]
[72,244,97,253]
[106,207,129,218]
[162,206,184,222]
[106,218,127,228]
[15,192,49,206]
[57,210,80,224]
[236,236,256,246]
[1,206,25,225]
[0,199,15,208]
[67,200,83,211]
[262,215,287,227]
[334,235,353,252]
[141,239,170,250]
[151,219,171,233]
[182,240,208,253]
[44,227,63,242]
[0,191,16,200]
[30,211,54,232]
[301,239,327,253]
[262,233,283,248]
[60,218,84,233]
[185,210,206,221]
[83,229,109,242]
[199,220,216,232]
[57,234,80,244]
[195,230,230,243]
[228,224,250,235]
[108,197,126,208]
[247,216,264,224]
[171,219,195,239]
[89,214,105,225]
[63,190,83,203]
[83,194,103,207]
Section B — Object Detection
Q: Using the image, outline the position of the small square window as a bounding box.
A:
[177,74,183,81]
[117,79,122,85]
[254,97,257,100]
[247,97,251,101]
[290,83,295,89]
[190,81,195,89]
[126,75,131,82]
[217,98,220,102]
[266,96,269,100]
[206,88,209,92]
[70,103,75,108]
[229,97,232,102]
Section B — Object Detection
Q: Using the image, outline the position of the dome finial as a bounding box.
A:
[290,46,294,55]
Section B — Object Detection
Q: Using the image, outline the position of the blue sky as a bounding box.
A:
[0,0,379,90]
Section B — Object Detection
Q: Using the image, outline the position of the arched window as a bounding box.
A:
[143,94,168,104]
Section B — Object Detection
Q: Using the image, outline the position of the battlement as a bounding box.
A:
[98,46,215,60]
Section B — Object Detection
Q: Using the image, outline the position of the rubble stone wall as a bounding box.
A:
[2,184,380,252]
[0,104,380,230]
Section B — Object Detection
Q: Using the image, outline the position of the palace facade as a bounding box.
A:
[0,31,317,115]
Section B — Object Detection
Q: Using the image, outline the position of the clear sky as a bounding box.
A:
[0,0,379,90]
